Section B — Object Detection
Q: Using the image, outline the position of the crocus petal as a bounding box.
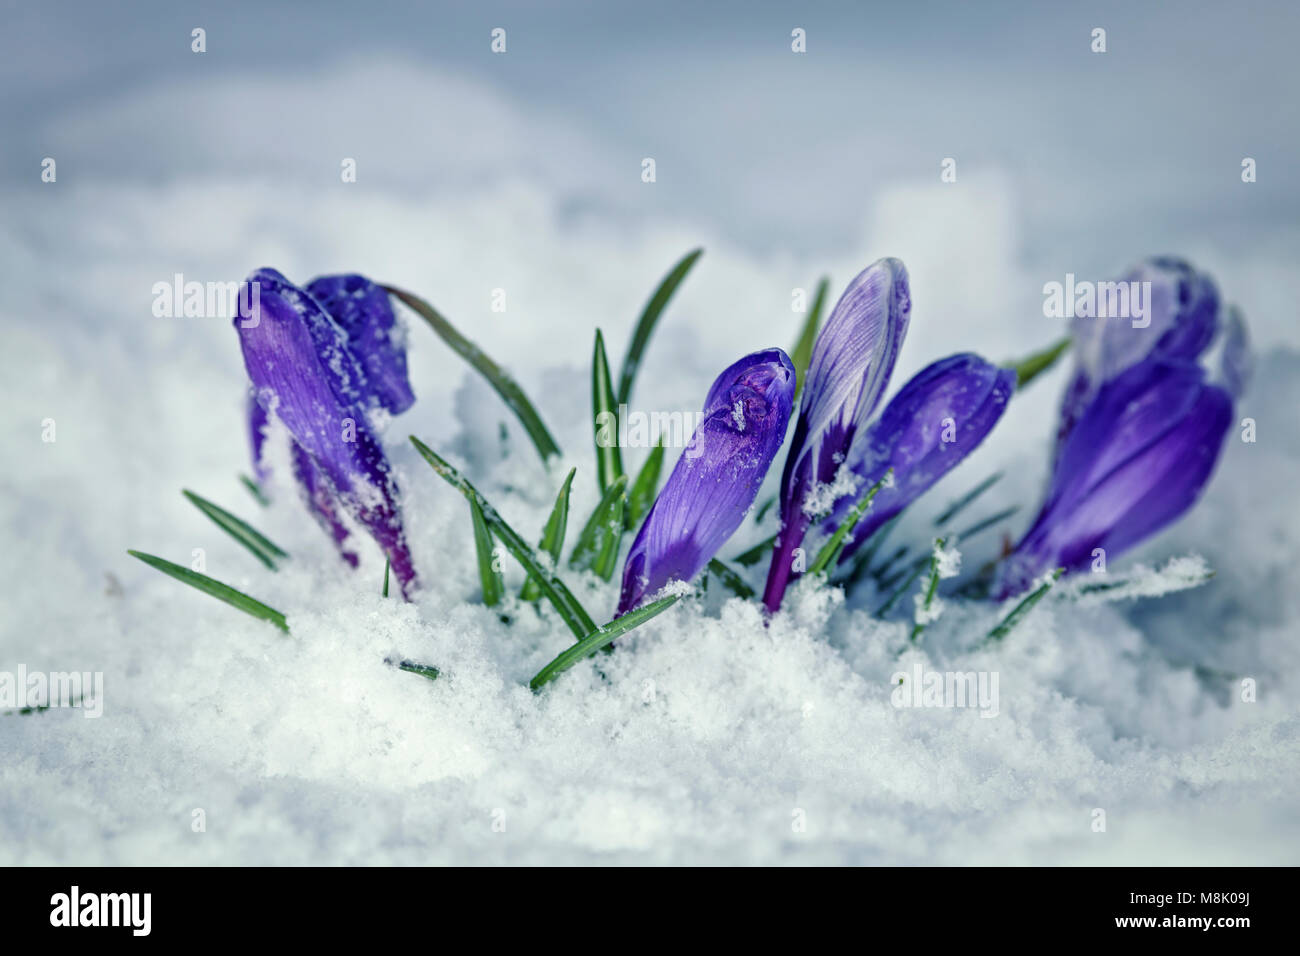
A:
[998,358,1232,597]
[798,258,912,484]
[291,441,359,568]
[764,258,911,611]
[826,353,1016,561]
[1060,258,1219,450]
[618,348,795,615]
[247,392,272,486]
[234,268,418,596]
[306,274,415,416]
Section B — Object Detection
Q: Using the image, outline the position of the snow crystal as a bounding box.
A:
[800,464,861,519]
[934,541,962,579]
[913,592,945,625]
[1060,554,1214,606]
[731,400,746,431]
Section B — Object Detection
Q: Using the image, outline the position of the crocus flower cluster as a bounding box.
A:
[762,258,1015,612]
[618,349,795,614]
[233,268,419,597]
[995,258,1249,597]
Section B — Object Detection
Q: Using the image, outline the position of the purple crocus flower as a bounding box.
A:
[995,357,1238,598]
[824,353,1016,562]
[1057,257,1220,452]
[305,274,415,416]
[763,258,911,612]
[233,267,418,597]
[996,260,1250,598]
[618,348,796,614]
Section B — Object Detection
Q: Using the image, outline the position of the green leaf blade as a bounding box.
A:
[909,537,948,644]
[127,550,288,632]
[985,568,1063,644]
[592,329,624,494]
[530,593,681,691]
[616,248,703,407]
[808,469,893,576]
[592,492,625,582]
[933,472,1004,527]
[410,437,596,639]
[733,533,777,567]
[240,474,270,507]
[387,286,562,465]
[396,660,440,682]
[875,562,927,617]
[791,276,829,398]
[521,467,576,602]
[707,558,754,599]
[1008,337,1071,389]
[469,495,505,607]
[625,439,664,530]
[569,475,628,581]
[183,489,288,570]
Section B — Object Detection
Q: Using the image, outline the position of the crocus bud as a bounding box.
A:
[618,348,796,614]
[233,268,418,596]
[305,274,415,416]
[825,353,1016,562]
[996,358,1233,598]
[764,258,911,611]
[1058,257,1220,451]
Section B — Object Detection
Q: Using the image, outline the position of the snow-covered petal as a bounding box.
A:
[306,273,415,416]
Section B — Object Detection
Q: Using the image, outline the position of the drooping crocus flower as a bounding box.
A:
[823,353,1016,562]
[234,268,418,596]
[763,258,911,612]
[995,352,1243,599]
[1057,257,1220,452]
[618,348,796,614]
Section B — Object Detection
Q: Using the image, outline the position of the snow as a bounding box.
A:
[801,464,861,519]
[934,540,963,580]
[3,54,1300,866]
